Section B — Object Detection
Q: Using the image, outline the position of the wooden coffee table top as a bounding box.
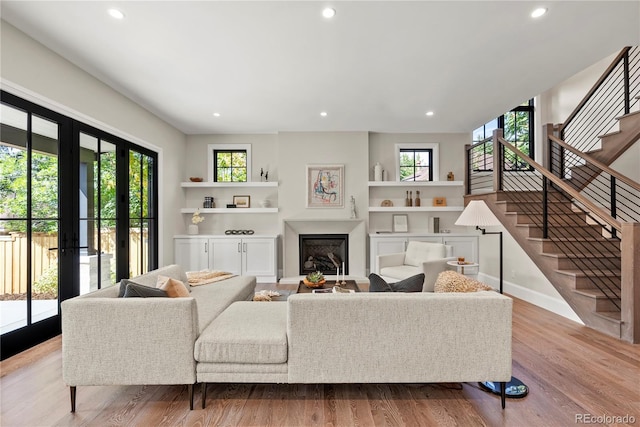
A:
[297,280,361,294]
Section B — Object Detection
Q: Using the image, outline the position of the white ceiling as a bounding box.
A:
[2,1,639,135]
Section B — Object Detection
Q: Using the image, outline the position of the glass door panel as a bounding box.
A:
[129,151,155,278]
[78,132,116,294]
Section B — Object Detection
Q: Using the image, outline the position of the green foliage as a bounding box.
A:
[305,271,325,283]
[33,265,58,295]
[215,150,247,182]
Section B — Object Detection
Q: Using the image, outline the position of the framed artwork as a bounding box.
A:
[233,195,250,208]
[433,197,447,207]
[393,214,408,233]
[306,164,344,208]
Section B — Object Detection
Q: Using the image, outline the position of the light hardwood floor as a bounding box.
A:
[1,292,639,427]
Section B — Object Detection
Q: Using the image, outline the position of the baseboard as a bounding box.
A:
[478,273,584,325]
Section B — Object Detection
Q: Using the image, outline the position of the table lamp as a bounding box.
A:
[455,200,529,398]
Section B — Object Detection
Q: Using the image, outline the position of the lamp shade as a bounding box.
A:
[455,200,501,227]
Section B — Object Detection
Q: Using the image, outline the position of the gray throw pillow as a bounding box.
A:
[368,273,393,292]
[123,282,168,298]
[390,273,425,292]
[117,279,142,297]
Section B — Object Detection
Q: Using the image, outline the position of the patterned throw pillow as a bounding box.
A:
[156,275,191,297]
[434,270,493,293]
[368,273,425,293]
[123,282,168,298]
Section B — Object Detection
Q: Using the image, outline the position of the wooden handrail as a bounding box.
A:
[558,47,631,134]
[548,134,640,192]
[496,137,622,233]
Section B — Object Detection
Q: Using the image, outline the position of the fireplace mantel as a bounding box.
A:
[283,219,366,279]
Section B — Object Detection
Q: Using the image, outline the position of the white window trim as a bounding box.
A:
[207,143,252,183]
[395,143,439,182]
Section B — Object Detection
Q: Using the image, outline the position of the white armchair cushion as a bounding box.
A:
[404,241,446,266]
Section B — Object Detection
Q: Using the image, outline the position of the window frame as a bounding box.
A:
[207,144,252,183]
[395,143,439,182]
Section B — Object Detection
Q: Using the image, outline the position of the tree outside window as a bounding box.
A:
[399,149,433,181]
[214,150,247,182]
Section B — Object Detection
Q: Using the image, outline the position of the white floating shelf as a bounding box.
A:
[368,181,463,187]
[181,208,278,214]
[368,206,464,212]
[181,181,278,188]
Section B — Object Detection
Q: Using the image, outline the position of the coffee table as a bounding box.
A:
[297,280,361,294]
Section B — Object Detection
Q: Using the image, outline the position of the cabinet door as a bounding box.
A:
[442,236,478,262]
[242,238,276,277]
[209,238,242,275]
[174,238,209,272]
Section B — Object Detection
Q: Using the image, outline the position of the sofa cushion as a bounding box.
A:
[123,282,168,298]
[379,265,421,280]
[129,264,189,288]
[434,270,494,293]
[368,273,424,293]
[156,276,191,297]
[404,241,446,267]
[194,302,288,364]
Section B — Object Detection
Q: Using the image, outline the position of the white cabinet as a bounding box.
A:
[369,233,478,274]
[174,235,278,282]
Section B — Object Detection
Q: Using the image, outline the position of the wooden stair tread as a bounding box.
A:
[555,269,621,278]
[541,252,619,259]
[593,311,622,323]
[573,288,620,299]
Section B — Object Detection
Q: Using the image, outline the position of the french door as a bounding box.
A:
[0,91,158,359]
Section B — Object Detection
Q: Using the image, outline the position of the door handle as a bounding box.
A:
[238,243,241,253]
[205,242,208,253]
[243,243,247,252]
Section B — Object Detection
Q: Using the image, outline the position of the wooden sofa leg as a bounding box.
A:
[189,384,194,410]
[70,386,76,413]
[201,383,207,409]
[500,382,506,409]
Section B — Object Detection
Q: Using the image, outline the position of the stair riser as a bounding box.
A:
[525,226,605,239]
[515,213,588,226]
[540,240,620,253]
[496,192,567,202]
[572,276,621,290]
[618,113,640,133]
[551,257,621,271]
[573,291,621,312]
[502,202,574,215]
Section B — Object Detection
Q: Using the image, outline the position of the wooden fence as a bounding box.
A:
[0,229,148,295]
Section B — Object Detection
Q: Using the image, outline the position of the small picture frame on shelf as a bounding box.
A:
[433,197,447,207]
[392,214,408,233]
[233,195,250,208]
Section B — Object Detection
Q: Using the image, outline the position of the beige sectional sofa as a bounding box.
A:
[62,265,514,413]
[61,265,255,411]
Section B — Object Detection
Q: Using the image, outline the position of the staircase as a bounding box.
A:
[464,46,640,342]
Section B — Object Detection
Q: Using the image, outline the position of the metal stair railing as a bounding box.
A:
[465,131,624,310]
[559,46,640,153]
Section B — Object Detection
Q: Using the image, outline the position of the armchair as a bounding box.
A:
[376,241,455,291]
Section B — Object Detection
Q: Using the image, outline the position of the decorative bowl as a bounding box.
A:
[189,177,203,182]
[303,278,326,288]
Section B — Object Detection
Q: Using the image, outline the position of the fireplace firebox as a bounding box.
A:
[299,234,348,275]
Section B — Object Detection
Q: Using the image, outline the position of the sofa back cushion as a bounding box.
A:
[404,241,446,266]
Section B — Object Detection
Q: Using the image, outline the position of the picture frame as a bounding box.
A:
[392,214,408,233]
[233,195,250,208]
[306,164,344,208]
[433,197,447,207]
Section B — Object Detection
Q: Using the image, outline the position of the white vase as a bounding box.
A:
[188,224,199,235]
[374,162,382,181]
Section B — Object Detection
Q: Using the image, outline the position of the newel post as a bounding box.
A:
[492,129,503,193]
[621,222,640,343]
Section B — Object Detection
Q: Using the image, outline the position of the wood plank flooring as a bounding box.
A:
[1,294,639,427]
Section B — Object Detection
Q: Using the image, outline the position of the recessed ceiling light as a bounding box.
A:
[213,112,221,117]
[322,8,336,18]
[320,111,328,117]
[531,7,547,18]
[425,111,434,117]
[108,8,125,20]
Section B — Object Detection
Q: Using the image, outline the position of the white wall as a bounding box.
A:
[1,21,187,265]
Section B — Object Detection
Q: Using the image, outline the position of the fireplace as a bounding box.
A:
[299,234,348,275]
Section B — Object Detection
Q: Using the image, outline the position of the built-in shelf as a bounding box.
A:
[368,206,464,212]
[180,181,278,188]
[368,181,463,187]
[181,208,278,214]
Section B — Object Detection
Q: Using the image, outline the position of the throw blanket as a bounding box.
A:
[186,270,236,286]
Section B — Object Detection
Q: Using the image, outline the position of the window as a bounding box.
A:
[473,99,534,171]
[208,144,252,182]
[395,143,439,181]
